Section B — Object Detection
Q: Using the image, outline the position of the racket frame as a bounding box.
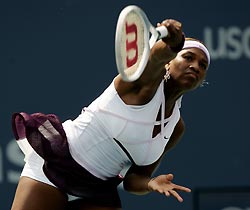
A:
[115,5,168,82]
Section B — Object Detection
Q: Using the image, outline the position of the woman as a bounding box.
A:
[11,18,210,210]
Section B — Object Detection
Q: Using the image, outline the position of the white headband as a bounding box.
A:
[182,40,210,65]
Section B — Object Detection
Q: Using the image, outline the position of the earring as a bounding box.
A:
[200,80,209,87]
[164,65,170,81]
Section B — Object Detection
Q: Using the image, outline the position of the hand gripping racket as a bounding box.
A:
[115,5,168,82]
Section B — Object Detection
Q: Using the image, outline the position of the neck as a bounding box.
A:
[164,79,184,105]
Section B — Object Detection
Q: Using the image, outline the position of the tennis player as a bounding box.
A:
[11,17,210,210]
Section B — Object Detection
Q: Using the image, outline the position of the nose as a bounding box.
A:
[189,62,200,73]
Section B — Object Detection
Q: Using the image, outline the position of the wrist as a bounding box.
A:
[147,177,155,192]
[168,33,185,53]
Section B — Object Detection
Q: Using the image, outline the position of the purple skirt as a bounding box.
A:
[12,112,123,207]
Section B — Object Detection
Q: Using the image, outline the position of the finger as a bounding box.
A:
[166,174,174,181]
[158,189,164,194]
[164,191,170,197]
[174,184,191,192]
[169,190,183,202]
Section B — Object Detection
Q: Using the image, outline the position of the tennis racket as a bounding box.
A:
[115,5,168,82]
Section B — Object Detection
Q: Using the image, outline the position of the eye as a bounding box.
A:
[199,62,207,70]
[184,55,193,61]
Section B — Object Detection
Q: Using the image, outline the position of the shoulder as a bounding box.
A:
[164,116,185,152]
[170,117,185,142]
[114,75,162,105]
[176,116,185,133]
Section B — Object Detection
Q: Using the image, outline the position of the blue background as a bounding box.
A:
[2,0,250,209]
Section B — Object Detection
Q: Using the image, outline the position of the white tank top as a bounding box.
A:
[63,79,182,180]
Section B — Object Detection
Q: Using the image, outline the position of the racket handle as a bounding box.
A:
[156,25,168,39]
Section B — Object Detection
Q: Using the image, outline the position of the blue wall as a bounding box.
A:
[2,0,250,209]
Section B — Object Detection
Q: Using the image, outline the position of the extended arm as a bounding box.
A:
[114,19,185,106]
[122,117,191,202]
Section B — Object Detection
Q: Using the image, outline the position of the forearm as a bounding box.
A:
[123,173,152,195]
[141,36,184,84]
[142,40,177,82]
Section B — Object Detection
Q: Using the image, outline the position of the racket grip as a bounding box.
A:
[156,25,168,39]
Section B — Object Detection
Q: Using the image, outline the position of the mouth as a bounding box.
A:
[185,72,199,81]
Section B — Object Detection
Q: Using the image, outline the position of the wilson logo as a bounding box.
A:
[125,22,138,67]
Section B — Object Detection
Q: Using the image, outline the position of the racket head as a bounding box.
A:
[115,5,151,82]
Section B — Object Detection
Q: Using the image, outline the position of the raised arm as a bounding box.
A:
[138,19,185,85]
[114,19,185,105]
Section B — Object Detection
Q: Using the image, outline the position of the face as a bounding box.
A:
[168,48,209,91]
